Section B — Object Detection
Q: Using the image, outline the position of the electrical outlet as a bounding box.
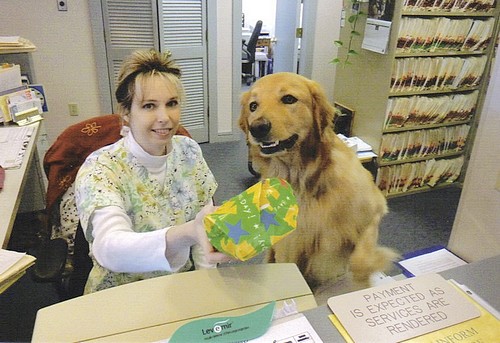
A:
[68,103,79,116]
[57,0,67,11]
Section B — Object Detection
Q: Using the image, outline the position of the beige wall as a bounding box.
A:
[309,0,342,103]
[448,52,500,261]
[2,0,238,145]
[2,0,101,147]
[215,0,234,136]
[1,0,340,145]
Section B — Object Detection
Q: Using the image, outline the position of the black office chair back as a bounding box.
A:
[243,20,263,63]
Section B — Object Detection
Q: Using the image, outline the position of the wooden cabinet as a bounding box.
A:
[333,0,499,197]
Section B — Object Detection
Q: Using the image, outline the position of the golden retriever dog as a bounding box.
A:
[239,72,397,293]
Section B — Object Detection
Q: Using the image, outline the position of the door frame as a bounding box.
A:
[89,0,113,115]
[234,0,317,77]
[273,0,302,73]
[89,0,215,143]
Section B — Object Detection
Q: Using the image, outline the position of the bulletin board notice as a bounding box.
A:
[327,274,480,343]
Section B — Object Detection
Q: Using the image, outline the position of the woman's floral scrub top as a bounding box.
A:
[75,135,217,292]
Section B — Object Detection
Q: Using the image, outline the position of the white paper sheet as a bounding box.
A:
[398,249,467,276]
[0,125,34,169]
[362,18,392,54]
[0,249,26,275]
[250,313,323,342]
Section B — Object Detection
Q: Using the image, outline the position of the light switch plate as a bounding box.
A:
[68,103,79,116]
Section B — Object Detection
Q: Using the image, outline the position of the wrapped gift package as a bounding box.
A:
[204,178,298,261]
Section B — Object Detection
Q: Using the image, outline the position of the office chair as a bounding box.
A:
[31,114,191,299]
[242,20,263,86]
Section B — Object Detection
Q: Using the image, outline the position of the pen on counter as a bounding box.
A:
[449,279,500,321]
[0,165,4,191]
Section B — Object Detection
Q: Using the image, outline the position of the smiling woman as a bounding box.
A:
[74,49,232,294]
[125,75,181,156]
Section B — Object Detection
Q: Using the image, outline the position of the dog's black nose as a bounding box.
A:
[249,119,271,139]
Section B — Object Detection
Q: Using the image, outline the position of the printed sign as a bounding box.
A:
[169,302,275,343]
[328,274,480,343]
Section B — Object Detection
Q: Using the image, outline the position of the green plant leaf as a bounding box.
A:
[330,0,364,68]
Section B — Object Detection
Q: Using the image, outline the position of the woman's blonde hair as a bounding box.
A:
[115,49,184,114]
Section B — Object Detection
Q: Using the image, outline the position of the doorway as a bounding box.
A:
[241,0,303,89]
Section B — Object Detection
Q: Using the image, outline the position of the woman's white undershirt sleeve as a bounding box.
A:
[90,206,189,273]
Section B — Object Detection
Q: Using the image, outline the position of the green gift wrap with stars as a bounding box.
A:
[204,178,298,261]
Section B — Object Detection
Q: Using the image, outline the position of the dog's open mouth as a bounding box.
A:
[258,134,299,155]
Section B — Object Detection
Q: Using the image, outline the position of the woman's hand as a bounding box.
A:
[193,203,234,264]
[165,202,234,269]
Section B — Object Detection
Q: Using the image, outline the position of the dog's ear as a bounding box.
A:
[307,79,335,134]
[239,91,251,133]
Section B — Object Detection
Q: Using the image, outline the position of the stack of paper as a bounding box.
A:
[396,17,494,53]
[337,134,373,152]
[338,134,378,161]
[0,125,35,169]
[0,36,22,48]
[390,56,487,92]
[402,0,496,13]
[376,156,465,195]
[0,64,22,93]
[384,91,478,129]
[379,124,470,162]
[0,249,36,294]
[0,36,36,52]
